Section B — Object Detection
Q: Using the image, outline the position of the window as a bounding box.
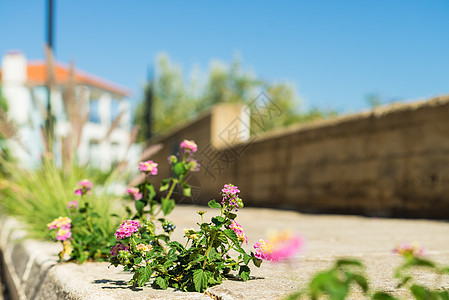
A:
[89,99,100,123]
[111,99,121,125]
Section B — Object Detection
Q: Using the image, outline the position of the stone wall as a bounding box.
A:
[146,95,449,219]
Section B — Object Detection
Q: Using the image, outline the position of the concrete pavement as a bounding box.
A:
[1,205,449,299]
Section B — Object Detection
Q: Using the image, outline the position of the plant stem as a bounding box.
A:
[83,196,94,233]
[165,179,178,202]
[203,231,217,269]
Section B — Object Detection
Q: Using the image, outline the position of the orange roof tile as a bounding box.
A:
[26,61,131,97]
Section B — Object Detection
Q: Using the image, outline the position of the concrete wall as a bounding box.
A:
[146,95,449,219]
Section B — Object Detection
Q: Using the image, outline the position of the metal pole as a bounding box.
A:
[47,0,54,50]
[45,0,54,154]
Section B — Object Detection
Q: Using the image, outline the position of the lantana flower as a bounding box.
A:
[67,200,79,210]
[180,140,198,154]
[74,179,92,196]
[184,228,198,240]
[56,228,72,241]
[138,160,158,176]
[126,187,143,201]
[186,158,200,172]
[61,240,72,260]
[228,220,248,244]
[392,242,425,258]
[221,183,243,211]
[136,243,153,253]
[48,217,72,242]
[114,220,141,241]
[168,155,178,165]
[109,243,129,257]
[47,216,72,230]
[254,230,304,262]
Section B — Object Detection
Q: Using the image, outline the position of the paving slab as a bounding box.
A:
[1,205,449,299]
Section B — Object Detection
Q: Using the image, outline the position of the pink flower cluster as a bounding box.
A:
[186,157,200,172]
[56,228,72,241]
[392,242,425,257]
[254,231,304,262]
[221,184,242,211]
[254,239,273,260]
[109,243,129,256]
[67,200,79,210]
[126,187,142,201]
[47,216,71,229]
[180,140,198,154]
[114,220,141,241]
[229,220,248,243]
[47,217,72,241]
[138,160,158,175]
[74,179,92,196]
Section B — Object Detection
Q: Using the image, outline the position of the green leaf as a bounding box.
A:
[193,269,209,292]
[208,199,222,209]
[211,216,225,226]
[223,229,239,245]
[243,253,251,265]
[226,212,237,220]
[159,179,170,192]
[181,181,191,197]
[410,284,432,299]
[252,256,262,268]
[161,197,175,216]
[284,291,303,300]
[402,257,436,270]
[351,274,369,293]
[137,266,152,287]
[146,184,156,200]
[173,162,186,177]
[335,258,363,268]
[167,241,185,251]
[239,265,250,281]
[135,200,145,215]
[153,276,168,290]
[372,292,399,300]
[439,291,449,300]
[133,257,143,265]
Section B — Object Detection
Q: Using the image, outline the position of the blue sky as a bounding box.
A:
[1,0,448,113]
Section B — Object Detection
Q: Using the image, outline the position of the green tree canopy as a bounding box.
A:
[135,54,336,141]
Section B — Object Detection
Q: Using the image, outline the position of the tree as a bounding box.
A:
[134,54,337,140]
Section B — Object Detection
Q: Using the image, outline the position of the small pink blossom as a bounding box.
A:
[114,220,141,241]
[67,200,78,210]
[47,217,71,230]
[74,179,92,196]
[393,242,425,257]
[186,158,200,172]
[56,228,72,241]
[168,155,178,165]
[221,183,243,211]
[138,160,158,175]
[180,140,198,154]
[126,187,143,201]
[109,243,129,256]
[254,239,273,260]
[254,231,304,262]
[229,220,248,244]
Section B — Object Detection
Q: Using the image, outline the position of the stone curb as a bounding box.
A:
[2,206,449,299]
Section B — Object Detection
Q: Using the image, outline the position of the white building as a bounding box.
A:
[0,51,132,170]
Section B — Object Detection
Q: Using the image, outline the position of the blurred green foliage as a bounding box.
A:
[286,256,449,300]
[0,157,119,241]
[134,54,337,141]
